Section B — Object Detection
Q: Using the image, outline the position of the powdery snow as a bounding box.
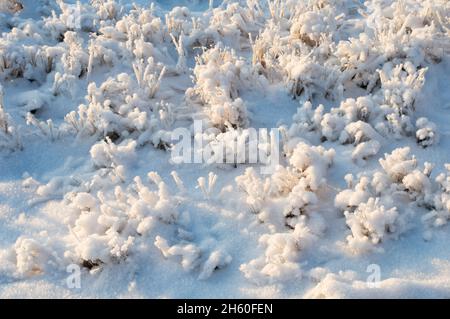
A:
[1,0,450,299]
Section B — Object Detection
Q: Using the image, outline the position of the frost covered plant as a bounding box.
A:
[0,0,23,13]
[208,0,265,50]
[423,165,450,228]
[236,141,333,283]
[165,6,194,38]
[379,147,420,184]
[119,5,166,46]
[415,117,439,148]
[339,121,382,164]
[289,142,335,192]
[0,85,9,129]
[7,236,59,277]
[154,236,201,271]
[287,97,383,163]
[236,142,334,223]
[364,0,450,65]
[281,3,346,98]
[166,0,266,54]
[84,33,132,75]
[0,39,59,82]
[344,198,402,254]
[65,71,172,145]
[0,85,21,151]
[197,172,218,199]
[235,167,271,215]
[249,0,346,99]
[155,235,232,280]
[90,138,137,171]
[65,74,143,138]
[193,125,277,169]
[170,33,187,74]
[63,172,179,266]
[337,147,434,209]
[250,28,284,83]
[290,10,335,47]
[44,0,99,39]
[335,0,450,88]
[252,0,448,103]
[132,57,166,99]
[91,0,121,22]
[378,62,427,117]
[59,31,90,78]
[336,147,438,252]
[240,218,320,284]
[281,51,343,101]
[0,0,23,12]
[335,33,385,91]
[286,61,429,159]
[187,46,254,130]
[292,98,373,143]
[60,170,232,280]
[25,113,60,141]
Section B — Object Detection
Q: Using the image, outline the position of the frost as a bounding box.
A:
[154,236,201,271]
[416,117,439,147]
[289,142,335,191]
[62,172,180,266]
[240,218,320,284]
[90,138,137,169]
[379,147,418,183]
[336,147,438,252]
[236,140,332,283]
[378,62,427,117]
[1,0,450,298]
[0,85,21,151]
[187,46,253,130]
[351,140,381,165]
[424,165,450,228]
[12,236,58,277]
[199,250,232,280]
[0,0,23,13]
[344,198,401,254]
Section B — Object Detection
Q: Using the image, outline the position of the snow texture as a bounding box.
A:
[1,0,450,298]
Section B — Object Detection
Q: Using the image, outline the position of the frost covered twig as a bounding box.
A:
[197,172,217,199]
[132,58,166,98]
[0,85,21,151]
[170,33,187,74]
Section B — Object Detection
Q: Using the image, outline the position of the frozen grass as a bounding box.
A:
[0,0,450,298]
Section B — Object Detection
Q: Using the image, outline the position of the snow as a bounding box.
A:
[1,0,450,299]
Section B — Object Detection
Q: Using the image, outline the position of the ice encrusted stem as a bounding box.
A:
[0,84,7,134]
[197,172,218,199]
[170,32,187,74]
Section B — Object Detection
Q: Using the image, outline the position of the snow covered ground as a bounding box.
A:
[1,0,450,298]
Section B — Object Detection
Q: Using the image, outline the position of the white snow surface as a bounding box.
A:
[1,0,450,298]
